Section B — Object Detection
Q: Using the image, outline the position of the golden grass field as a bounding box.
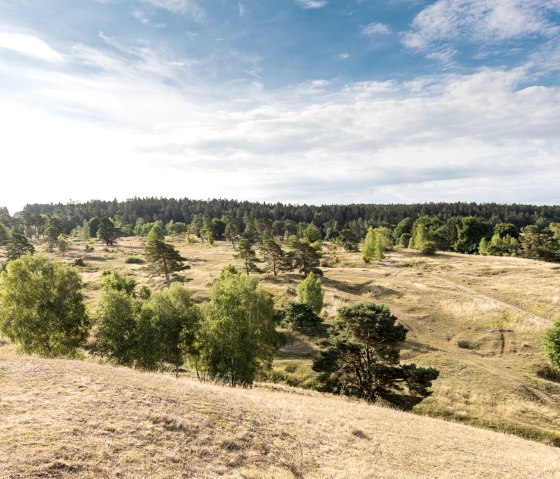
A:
[1,350,559,478]
[1,235,560,477]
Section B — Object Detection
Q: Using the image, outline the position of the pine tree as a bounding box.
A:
[234,238,261,275]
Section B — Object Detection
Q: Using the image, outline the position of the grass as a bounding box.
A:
[1,236,560,449]
[1,349,560,478]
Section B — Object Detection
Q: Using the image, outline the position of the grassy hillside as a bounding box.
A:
[1,236,560,448]
[1,350,559,479]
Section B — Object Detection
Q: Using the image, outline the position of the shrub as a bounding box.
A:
[125,256,145,264]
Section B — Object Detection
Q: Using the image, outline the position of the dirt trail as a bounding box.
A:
[429,273,553,327]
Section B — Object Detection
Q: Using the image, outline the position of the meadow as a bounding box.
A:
[1,234,560,477]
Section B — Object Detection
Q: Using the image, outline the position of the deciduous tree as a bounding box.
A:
[0,254,89,356]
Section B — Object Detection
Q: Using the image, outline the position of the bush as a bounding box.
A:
[420,241,437,256]
[125,256,145,264]
[72,258,87,267]
[283,302,323,336]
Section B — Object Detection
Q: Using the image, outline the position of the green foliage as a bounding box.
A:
[0,254,89,356]
[98,217,118,246]
[125,256,145,264]
[234,238,261,275]
[145,230,189,285]
[282,302,323,336]
[94,287,140,366]
[101,270,137,295]
[260,239,284,275]
[362,227,376,263]
[303,224,322,243]
[44,215,63,252]
[420,240,437,256]
[312,302,438,409]
[198,267,277,386]
[392,217,413,242]
[137,284,202,373]
[0,224,7,246]
[398,233,412,248]
[71,257,87,267]
[454,217,491,254]
[544,320,560,370]
[57,234,69,255]
[337,229,359,251]
[297,272,324,314]
[288,239,322,277]
[520,226,559,262]
[5,233,35,262]
[88,217,101,238]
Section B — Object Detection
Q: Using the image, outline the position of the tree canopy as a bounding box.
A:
[313,302,438,409]
[0,254,89,356]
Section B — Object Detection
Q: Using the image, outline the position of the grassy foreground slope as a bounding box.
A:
[1,350,559,479]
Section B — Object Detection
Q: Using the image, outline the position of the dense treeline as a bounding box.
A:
[12,198,560,235]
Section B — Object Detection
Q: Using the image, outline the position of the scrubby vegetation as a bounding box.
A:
[1,199,560,451]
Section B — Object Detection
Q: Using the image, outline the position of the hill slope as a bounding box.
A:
[1,351,559,479]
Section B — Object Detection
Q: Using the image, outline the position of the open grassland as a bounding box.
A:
[1,350,560,479]
[1,236,560,448]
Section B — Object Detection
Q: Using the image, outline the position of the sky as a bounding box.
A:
[0,0,559,214]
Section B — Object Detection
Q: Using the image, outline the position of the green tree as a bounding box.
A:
[94,276,140,366]
[98,217,118,246]
[392,217,413,242]
[88,217,101,238]
[338,229,358,251]
[145,238,189,286]
[138,284,202,375]
[312,302,438,409]
[298,272,324,314]
[303,224,322,243]
[223,216,239,247]
[289,239,322,277]
[362,227,376,263]
[283,301,323,336]
[0,224,7,246]
[260,239,284,275]
[544,320,560,370]
[234,238,261,275]
[57,234,69,255]
[454,217,491,254]
[5,233,35,262]
[44,215,63,252]
[0,254,89,356]
[198,267,277,387]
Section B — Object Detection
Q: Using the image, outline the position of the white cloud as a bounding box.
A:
[295,0,327,9]
[1,28,560,213]
[238,2,246,17]
[403,0,560,58]
[142,0,206,22]
[0,31,63,62]
[362,22,392,36]
[339,52,349,60]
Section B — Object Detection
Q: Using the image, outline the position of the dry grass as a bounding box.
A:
[4,237,560,447]
[1,350,560,479]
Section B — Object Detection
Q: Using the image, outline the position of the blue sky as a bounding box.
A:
[1,0,559,214]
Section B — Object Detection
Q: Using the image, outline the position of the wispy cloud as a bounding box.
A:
[238,2,246,18]
[295,0,327,9]
[142,0,206,22]
[3,26,559,212]
[362,22,392,36]
[0,31,63,62]
[403,0,560,59]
